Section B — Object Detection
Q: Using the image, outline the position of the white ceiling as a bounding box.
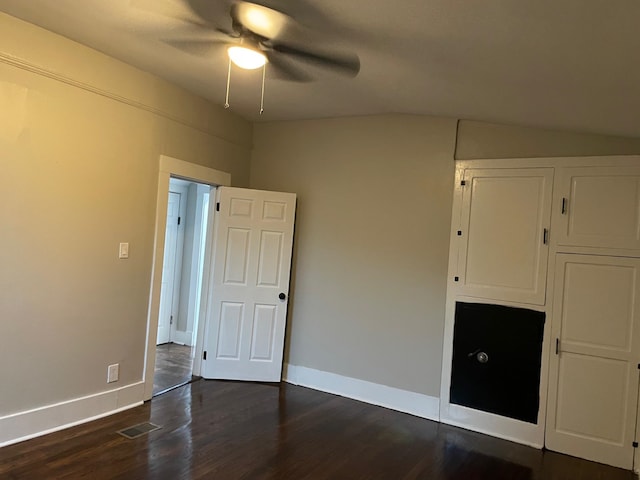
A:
[1,0,639,138]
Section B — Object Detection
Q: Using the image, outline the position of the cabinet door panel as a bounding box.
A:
[545,254,640,470]
[558,166,640,250]
[457,168,553,305]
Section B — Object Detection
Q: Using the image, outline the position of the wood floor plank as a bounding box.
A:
[153,343,194,395]
[0,380,636,479]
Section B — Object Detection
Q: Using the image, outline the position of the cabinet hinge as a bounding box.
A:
[177,216,181,225]
[216,202,220,212]
[203,351,207,360]
[633,441,638,448]
[460,180,466,186]
[169,315,173,325]
[457,230,462,236]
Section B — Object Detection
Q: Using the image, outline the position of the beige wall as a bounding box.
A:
[4,8,640,422]
[250,115,458,396]
[456,120,640,159]
[250,115,640,398]
[0,13,252,416]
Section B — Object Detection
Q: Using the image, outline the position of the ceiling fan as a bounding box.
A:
[166,0,361,84]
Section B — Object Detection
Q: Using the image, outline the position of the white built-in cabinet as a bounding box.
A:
[441,156,640,471]
[458,168,552,305]
[546,254,640,469]
[556,166,640,251]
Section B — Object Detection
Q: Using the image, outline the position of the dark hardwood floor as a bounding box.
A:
[153,343,194,395]
[0,380,636,479]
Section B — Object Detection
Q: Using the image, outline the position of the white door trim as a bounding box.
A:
[143,155,231,400]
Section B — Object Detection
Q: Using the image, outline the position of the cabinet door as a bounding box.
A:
[557,166,640,250]
[457,168,553,305]
[545,254,640,470]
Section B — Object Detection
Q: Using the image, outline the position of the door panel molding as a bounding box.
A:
[457,168,553,306]
[556,166,640,251]
[545,254,640,469]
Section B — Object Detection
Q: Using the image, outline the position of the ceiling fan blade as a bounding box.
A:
[216,26,238,37]
[231,1,296,39]
[271,42,360,77]
[174,16,218,31]
[184,0,231,25]
[265,52,314,82]
[245,0,334,31]
[158,22,231,39]
[132,0,234,36]
[164,39,228,57]
[185,0,332,32]
[130,0,211,27]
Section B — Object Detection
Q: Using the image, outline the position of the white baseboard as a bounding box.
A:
[171,330,194,346]
[441,403,543,449]
[0,381,145,447]
[283,364,440,422]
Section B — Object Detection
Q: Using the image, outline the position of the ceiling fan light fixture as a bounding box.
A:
[227,45,267,69]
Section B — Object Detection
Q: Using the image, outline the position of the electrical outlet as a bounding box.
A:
[107,363,119,383]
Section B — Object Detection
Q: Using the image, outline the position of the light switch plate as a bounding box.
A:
[119,242,129,259]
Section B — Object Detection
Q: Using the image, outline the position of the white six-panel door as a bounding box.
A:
[545,254,640,469]
[202,187,296,382]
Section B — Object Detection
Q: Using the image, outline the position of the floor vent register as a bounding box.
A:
[117,422,161,439]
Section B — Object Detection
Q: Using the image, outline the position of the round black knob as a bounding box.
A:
[279,292,286,300]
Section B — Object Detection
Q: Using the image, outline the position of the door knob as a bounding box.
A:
[279,292,287,300]
[468,349,489,364]
[476,352,489,364]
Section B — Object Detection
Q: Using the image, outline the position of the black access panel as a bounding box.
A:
[449,302,545,424]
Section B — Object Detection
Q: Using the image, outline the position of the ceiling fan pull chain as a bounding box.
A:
[224,58,232,109]
[260,64,266,115]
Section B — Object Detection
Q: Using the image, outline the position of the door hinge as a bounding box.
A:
[177,216,181,225]
[460,180,466,186]
[543,228,549,245]
[216,202,220,212]
[633,441,638,448]
[203,351,207,360]
[169,315,173,325]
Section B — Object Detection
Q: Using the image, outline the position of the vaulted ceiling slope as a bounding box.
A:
[1,0,639,138]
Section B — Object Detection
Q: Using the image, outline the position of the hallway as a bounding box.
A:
[153,343,193,396]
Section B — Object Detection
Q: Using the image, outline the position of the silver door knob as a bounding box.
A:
[476,352,489,364]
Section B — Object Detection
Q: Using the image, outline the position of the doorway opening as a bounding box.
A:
[143,155,295,399]
[153,177,213,396]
